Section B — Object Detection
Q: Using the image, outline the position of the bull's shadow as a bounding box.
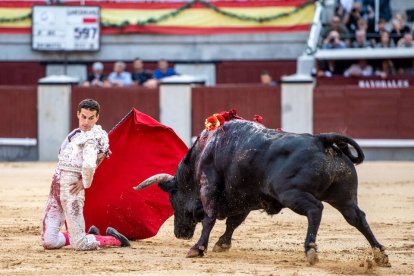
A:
[135,120,390,267]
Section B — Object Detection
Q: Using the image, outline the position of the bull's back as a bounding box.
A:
[205,121,357,203]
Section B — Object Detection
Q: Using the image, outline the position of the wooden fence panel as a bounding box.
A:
[0,62,45,85]
[314,86,414,139]
[71,87,159,133]
[216,61,296,84]
[192,85,281,136]
[0,86,37,138]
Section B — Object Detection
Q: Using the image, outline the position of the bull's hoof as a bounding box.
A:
[212,243,231,252]
[306,248,319,265]
[372,247,391,267]
[186,246,205,258]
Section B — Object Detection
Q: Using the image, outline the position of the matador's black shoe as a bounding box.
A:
[87,225,101,236]
[106,227,131,247]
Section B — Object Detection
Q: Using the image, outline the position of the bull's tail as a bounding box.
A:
[317,133,364,164]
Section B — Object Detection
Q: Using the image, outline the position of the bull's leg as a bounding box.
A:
[278,190,324,265]
[187,171,218,258]
[213,212,250,252]
[330,202,391,267]
[186,215,216,258]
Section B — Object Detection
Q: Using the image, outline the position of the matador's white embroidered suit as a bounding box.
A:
[41,125,109,250]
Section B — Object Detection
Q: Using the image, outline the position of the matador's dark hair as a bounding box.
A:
[78,99,100,115]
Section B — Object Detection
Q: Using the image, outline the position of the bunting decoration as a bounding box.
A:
[0,0,315,35]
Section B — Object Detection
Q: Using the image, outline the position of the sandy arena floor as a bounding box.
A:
[0,161,413,275]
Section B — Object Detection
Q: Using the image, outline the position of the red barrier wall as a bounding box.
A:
[0,62,45,85]
[314,84,414,139]
[71,87,159,132]
[0,86,37,138]
[216,60,296,84]
[192,85,281,136]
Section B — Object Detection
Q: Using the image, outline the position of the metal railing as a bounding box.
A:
[304,0,324,55]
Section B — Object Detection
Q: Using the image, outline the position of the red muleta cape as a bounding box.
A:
[84,108,188,240]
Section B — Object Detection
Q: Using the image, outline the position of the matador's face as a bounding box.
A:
[77,108,99,132]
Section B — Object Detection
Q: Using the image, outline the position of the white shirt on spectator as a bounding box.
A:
[344,63,373,77]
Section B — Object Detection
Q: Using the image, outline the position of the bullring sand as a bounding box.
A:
[0,161,413,275]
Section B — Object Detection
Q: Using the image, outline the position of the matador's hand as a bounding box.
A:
[70,179,84,195]
[97,149,112,166]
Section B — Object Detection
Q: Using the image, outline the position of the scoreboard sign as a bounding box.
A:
[32,6,100,51]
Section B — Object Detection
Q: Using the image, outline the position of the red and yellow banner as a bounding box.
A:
[0,0,315,35]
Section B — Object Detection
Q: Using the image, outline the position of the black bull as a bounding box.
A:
[134,120,390,266]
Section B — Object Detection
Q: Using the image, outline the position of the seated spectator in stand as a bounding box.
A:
[131,58,152,86]
[321,15,350,45]
[352,30,371,48]
[343,1,363,35]
[403,58,414,75]
[363,4,375,36]
[390,12,411,46]
[82,62,105,87]
[369,18,389,46]
[106,61,132,87]
[260,71,277,86]
[336,0,353,19]
[364,0,392,22]
[322,31,347,49]
[375,59,396,79]
[316,60,342,77]
[153,59,177,80]
[344,59,373,77]
[356,17,368,33]
[375,31,392,48]
[398,33,414,48]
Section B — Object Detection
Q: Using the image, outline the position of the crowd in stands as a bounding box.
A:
[317,0,414,78]
[321,1,413,49]
[317,57,414,78]
[82,58,177,88]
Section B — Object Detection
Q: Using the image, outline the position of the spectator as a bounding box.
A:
[106,61,133,87]
[369,18,389,46]
[321,15,350,44]
[317,60,342,77]
[131,58,152,86]
[343,1,363,35]
[375,59,396,79]
[356,17,368,33]
[82,62,105,87]
[403,58,414,75]
[153,59,177,80]
[390,12,411,45]
[375,31,392,48]
[398,33,414,48]
[344,59,373,77]
[352,30,371,48]
[322,30,347,49]
[363,4,376,35]
[364,0,392,22]
[260,71,277,86]
[339,0,354,14]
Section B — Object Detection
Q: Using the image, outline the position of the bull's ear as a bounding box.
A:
[158,180,177,193]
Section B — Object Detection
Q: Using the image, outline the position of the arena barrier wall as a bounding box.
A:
[314,78,414,139]
[0,85,37,161]
[314,76,414,160]
[1,79,414,161]
[0,62,45,85]
[216,61,296,84]
[191,85,281,137]
[70,87,160,132]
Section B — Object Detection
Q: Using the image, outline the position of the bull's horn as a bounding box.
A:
[133,173,174,190]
